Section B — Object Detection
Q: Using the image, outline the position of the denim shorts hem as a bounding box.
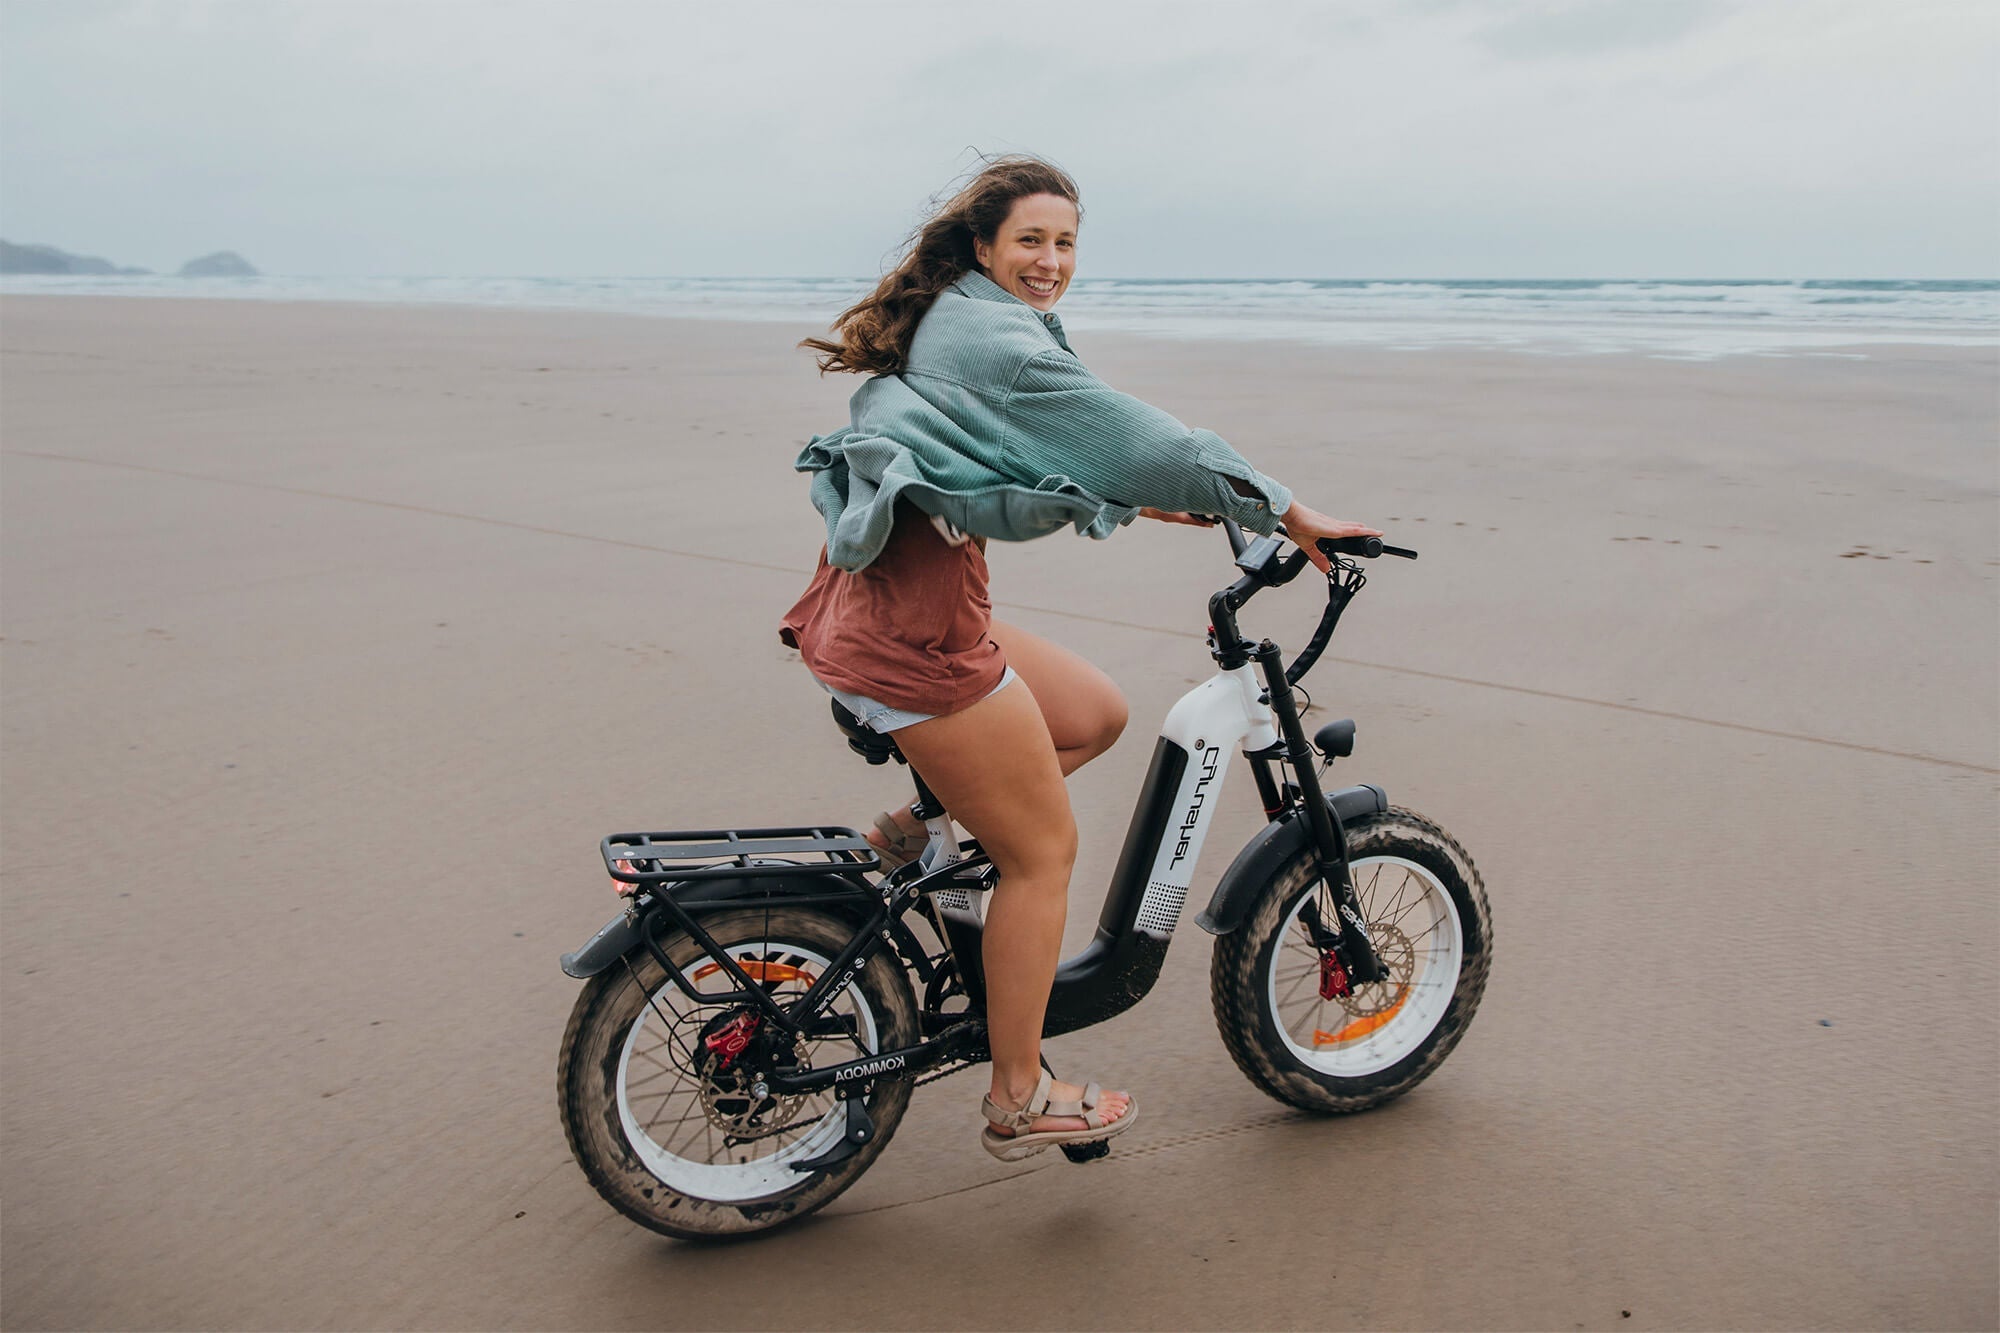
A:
[820,666,1017,733]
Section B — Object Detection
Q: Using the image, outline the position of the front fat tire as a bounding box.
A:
[557,906,918,1241]
[1211,807,1492,1114]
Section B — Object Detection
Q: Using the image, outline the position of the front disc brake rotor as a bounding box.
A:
[1336,922,1415,1019]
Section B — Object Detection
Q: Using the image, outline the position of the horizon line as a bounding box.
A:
[6,271,1996,284]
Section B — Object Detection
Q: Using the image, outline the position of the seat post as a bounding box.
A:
[909,766,946,821]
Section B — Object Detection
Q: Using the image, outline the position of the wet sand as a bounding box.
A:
[2,295,1994,1330]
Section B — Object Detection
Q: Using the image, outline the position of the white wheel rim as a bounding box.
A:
[614,942,880,1202]
[1267,854,1464,1077]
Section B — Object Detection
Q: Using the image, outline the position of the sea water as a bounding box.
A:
[4,273,1994,359]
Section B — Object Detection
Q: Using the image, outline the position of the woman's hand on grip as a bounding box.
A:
[1280,501,1382,573]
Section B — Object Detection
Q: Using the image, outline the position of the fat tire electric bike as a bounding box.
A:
[555,524,1492,1240]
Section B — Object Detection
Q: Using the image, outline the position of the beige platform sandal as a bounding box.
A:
[870,811,927,872]
[980,1069,1137,1162]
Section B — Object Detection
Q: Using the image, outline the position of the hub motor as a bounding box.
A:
[692,1006,811,1141]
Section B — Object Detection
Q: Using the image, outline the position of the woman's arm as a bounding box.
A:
[1003,350,1294,533]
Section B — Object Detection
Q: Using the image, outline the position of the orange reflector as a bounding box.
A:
[1314,991,1409,1047]
[693,959,816,986]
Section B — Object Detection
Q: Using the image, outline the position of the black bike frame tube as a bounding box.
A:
[639,898,805,1035]
[1247,752,1287,820]
[899,738,1194,1039]
[632,886,900,1040]
[1252,639,1386,981]
[1035,737,1191,1036]
[764,1019,987,1095]
[897,854,999,1010]
[781,897,893,1026]
[1252,640,1351,871]
[1095,737,1189,937]
[933,910,987,1011]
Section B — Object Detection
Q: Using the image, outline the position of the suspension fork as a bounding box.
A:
[1250,641,1388,985]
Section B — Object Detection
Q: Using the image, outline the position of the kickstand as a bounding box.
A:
[789,1090,877,1173]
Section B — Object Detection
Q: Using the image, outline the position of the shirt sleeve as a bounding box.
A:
[1001,349,1294,534]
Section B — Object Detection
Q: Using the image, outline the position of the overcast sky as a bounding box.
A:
[2,0,1994,279]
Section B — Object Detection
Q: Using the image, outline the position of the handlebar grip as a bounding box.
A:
[1315,536,1419,560]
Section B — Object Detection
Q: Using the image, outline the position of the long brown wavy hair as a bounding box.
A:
[801,155,1081,376]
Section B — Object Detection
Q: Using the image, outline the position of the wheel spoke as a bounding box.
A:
[1371,866,1414,920]
[623,1060,688,1091]
[1277,962,1319,1007]
[631,1081,695,1114]
[1401,917,1446,947]
[630,1043,681,1075]
[1379,891,1431,932]
[658,1103,712,1157]
[640,1091,704,1137]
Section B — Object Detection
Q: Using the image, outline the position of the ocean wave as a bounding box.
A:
[5,272,1994,358]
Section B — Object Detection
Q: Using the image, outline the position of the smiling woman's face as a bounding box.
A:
[974,193,1078,311]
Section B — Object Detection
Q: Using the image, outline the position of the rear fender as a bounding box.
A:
[1194,784,1387,936]
[557,872,877,979]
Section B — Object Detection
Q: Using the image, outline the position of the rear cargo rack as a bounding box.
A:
[602,827,879,884]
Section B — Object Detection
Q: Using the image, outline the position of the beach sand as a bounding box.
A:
[2,295,1994,1330]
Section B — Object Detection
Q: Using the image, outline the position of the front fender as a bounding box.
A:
[1194,784,1388,936]
[557,872,877,979]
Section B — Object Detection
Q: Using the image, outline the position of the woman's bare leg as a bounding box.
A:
[888,678,1131,1135]
[988,619,1127,774]
[869,621,1128,853]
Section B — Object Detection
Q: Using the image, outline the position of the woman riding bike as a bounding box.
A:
[781,155,1379,1160]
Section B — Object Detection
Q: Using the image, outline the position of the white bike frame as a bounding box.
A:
[917,662,1280,942]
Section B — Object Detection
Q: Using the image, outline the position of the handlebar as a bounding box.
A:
[1212,517,1417,564]
[1206,520,1418,685]
[1316,535,1419,561]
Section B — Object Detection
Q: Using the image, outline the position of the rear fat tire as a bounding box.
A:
[1210,807,1491,1114]
[557,906,918,1240]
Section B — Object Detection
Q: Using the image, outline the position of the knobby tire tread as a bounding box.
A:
[556,906,918,1241]
[1209,807,1492,1114]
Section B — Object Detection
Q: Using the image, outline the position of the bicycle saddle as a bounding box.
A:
[830,699,903,766]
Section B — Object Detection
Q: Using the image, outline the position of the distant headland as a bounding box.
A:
[0,240,259,277]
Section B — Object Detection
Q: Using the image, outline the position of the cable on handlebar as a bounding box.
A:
[1218,516,1248,557]
[1285,555,1365,686]
[1210,525,1412,686]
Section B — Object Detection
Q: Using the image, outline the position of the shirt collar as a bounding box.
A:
[951,269,1072,351]
[952,269,1018,305]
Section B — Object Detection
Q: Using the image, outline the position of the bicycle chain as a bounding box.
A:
[914,1056,982,1089]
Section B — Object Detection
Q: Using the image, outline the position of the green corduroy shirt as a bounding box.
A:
[798,270,1294,571]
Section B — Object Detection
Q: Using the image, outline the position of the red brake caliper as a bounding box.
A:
[1319,949,1352,1001]
[703,1011,762,1071]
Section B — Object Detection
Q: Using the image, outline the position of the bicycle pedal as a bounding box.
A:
[1059,1139,1111,1164]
